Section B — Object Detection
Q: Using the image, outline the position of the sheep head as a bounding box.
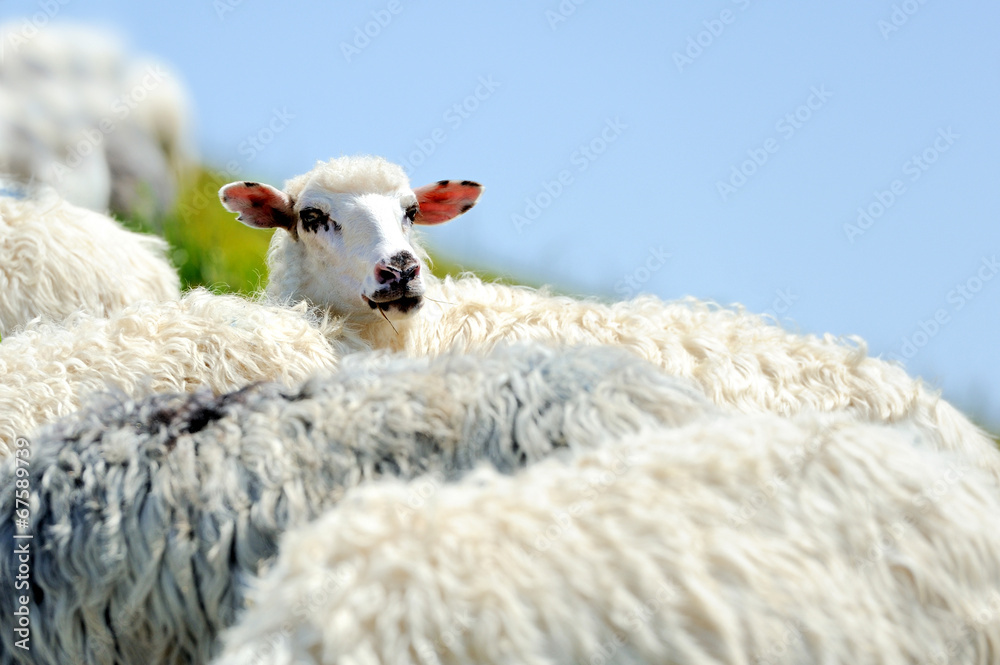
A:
[219,156,482,323]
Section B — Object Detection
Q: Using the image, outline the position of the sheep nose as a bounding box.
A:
[375,257,421,285]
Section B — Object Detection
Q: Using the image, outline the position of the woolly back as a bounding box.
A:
[0,343,711,665]
[216,414,1000,665]
[0,192,180,336]
[0,289,358,454]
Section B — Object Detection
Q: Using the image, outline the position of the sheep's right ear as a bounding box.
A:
[218,182,296,230]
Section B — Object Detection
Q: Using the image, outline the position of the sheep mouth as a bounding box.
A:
[363,293,424,315]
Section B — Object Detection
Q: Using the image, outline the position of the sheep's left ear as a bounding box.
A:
[219,181,296,230]
[413,180,483,225]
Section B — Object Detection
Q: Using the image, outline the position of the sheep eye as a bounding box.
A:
[299,207,337,233]
[404,205,418,224]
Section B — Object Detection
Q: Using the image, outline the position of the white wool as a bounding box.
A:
[395,274,1000,484]
[0,288,366,455]
[0,22,195,218]
[213,414,1000,665]
[251,155,999,484]
[0,343,711,665]
[0,79,115,212]
[0,188,180,336]
[0,23,126,85]
[282,154,411,200]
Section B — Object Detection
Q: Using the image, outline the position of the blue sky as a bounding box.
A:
[3,1,998,428]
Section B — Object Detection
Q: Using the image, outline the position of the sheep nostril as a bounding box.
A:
[376,256,420,286]
[375,265,400,285]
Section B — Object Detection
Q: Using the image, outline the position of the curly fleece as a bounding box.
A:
[0,189,179,336]
[396,274,1000,484]
[0,343,712,665]
[254,155,1000,485]
[215,414,1000,665]
[0,288,363,455]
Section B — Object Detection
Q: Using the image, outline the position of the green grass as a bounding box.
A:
[121,168,274,295]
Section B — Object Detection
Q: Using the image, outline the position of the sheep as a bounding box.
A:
[0,343,713,665]
[0,79,114,213]
[0,288,364,456]
[0,22,194,219]
[219,154,1000,484]
[0,23,124,85]
[414,277,1000,482]
[0,184,180,337]
[211,414,1000,665]
[218,155,485,349]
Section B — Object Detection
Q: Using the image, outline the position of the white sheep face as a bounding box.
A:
[219,171,482,322]
[293,187,424,319]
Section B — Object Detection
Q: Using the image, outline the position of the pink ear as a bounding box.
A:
[218,181,295,230]
[413,180,484,225]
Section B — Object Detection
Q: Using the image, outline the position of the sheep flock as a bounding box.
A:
[1,22,999,665]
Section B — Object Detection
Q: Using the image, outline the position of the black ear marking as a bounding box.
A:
[436,180,450,187]
[242,182,258,188]
[460,180,480,187]
[461,204,473,213]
